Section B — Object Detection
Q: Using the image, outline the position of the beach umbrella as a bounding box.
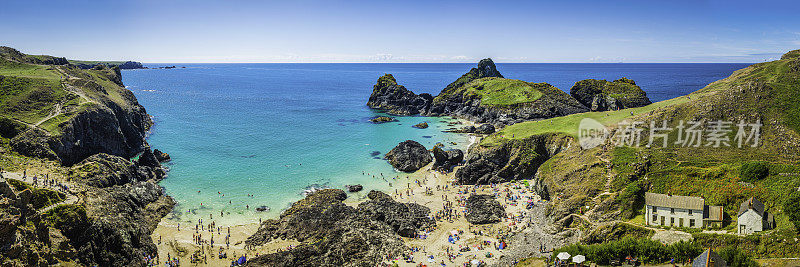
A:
[557,252,571,260]
[572,255,586,264]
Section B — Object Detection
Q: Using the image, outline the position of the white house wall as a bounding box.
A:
[645,205,704,228]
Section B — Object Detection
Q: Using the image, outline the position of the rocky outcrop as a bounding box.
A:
[345,184,363,192]
[475,124,495,134]
[432,146,464,172]
[455,134,573,187]
[384,140,432,172]
[465,194,505,224]
[118,61,144,69]
[357,191,435,237]
[412,122,429,129]
[245,189,432,266]
[153,149,171,162]
[569,78,651,111]
[366,58,589,126]
[369,116,397,123]
[366,74,432,115]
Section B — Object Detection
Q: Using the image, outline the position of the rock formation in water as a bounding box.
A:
[367,58,589,126]
[366,74,432,115]
[384,140,432,172]
[569,78,651,111]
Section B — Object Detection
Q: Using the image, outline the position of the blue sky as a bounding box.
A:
[1,0,798,63]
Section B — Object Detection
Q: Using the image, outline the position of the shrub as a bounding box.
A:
[785,191,800,233]
[553,237,701,264]
[718,246,759,267]
[740,161,769,182]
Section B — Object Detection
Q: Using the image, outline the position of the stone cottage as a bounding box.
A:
[645,192,724,229]
[737,197,774,234]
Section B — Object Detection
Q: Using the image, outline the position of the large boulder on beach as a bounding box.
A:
[465,194,505,224]
[384,140,432,172]
[357,191,435,238]
[432,146,464,172]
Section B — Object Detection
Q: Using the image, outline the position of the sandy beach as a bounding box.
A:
[151,131,545,266]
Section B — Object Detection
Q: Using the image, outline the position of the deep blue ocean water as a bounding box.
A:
[122,63,750,226]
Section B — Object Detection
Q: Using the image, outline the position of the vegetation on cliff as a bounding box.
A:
[0,46,172,266]
[468,49,800,262]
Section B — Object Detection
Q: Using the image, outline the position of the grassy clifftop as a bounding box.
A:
[434,77,545,107]
[0,47,138,136]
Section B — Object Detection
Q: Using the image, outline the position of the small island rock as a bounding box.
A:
[384,140,432,172]
[370,116,398,123]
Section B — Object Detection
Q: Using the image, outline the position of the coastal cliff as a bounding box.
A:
[482,49,800,263]
[0,47,172,266]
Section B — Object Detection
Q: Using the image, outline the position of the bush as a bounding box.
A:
[552,237,701,264]
[740,161,769,182]
[785,191,800,233]
[718,246,759,267]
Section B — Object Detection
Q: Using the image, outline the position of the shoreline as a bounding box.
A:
[151,117,503,265]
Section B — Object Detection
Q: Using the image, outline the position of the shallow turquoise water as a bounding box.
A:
[122,63,748,226]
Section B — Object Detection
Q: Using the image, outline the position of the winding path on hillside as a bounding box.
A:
[1,171,80,214]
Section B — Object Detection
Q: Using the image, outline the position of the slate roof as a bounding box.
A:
[704,205,724,221]
[692,248,727,267]
[738,197,765,217]
[645,192,704,210]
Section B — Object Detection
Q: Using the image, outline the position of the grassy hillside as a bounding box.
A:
[0,47,137,137]
[499,49,800,261]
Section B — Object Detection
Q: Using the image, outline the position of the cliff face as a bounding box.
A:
[0,47,173,266]
[366,58,589,126]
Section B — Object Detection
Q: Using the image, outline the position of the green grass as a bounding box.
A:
[435,77,545,107]
[68,59,127,66]
[481,96,690,146]
[0,58,62,80]
[0,75,67,125]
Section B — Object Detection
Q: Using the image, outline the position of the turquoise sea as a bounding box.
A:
[122,63,750,226]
